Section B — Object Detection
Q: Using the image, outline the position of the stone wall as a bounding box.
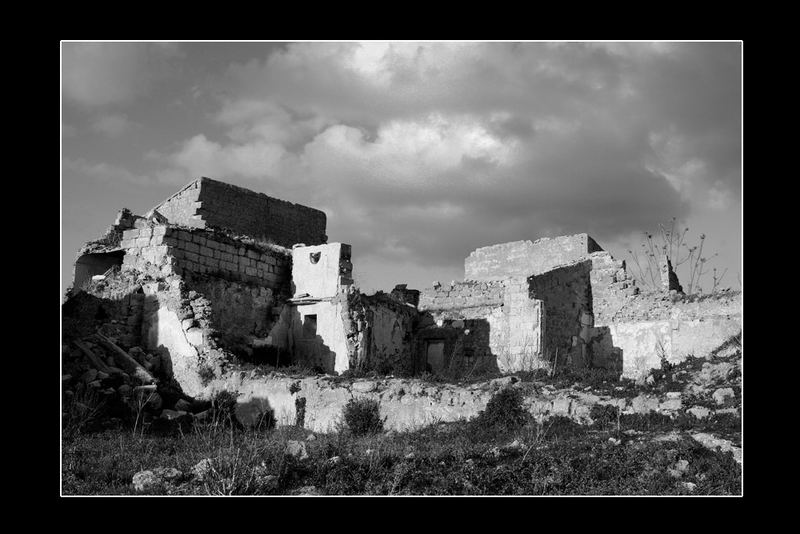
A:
[63,270,146,348]
[289,300,351,374]
[464,234,602,281]
[189,278,280,357]
[587,251,640,321]
[592,291,743,379]
[418,278,546,373]
[528,260,594,368]
[120,224,291,291]
[153,177,327,248]
[291,243,353,299]
[359,294,418,375]
[204,374,693,433]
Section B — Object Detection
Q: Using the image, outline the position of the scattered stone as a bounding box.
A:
[404,452,416,460]
[97,371,110,381]
[88,380,102,388]
[712,388,735,406]
[174,399,192,412]
[291,485,321,496]
[191,459,213,482]
[328,456,342,465]
[490,376,518,389]
[687,406,711,419]
[682,482,697,492]
[608,437,622,446]
[144,392,163,411]
[365,449,374,456]
[81,369,98,384]
[159,409,189,421]
[691,432,742,465]
[255,473,279,491]
[132,467,182,493]
[667,459,690,478]
[306,434,316,441]
[285,440,309,461]
[352,381,377,393]
[194,409,211,422]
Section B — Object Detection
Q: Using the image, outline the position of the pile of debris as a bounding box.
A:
[62,330,211,434]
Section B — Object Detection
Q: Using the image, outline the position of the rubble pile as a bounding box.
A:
[61,329,210,434]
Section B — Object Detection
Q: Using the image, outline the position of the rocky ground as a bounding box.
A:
[61,330,741,495]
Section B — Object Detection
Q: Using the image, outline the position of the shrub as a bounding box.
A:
[473,387,528,434]
[341,398,384,436]
[210,390,241,428]
[590,404,620,430]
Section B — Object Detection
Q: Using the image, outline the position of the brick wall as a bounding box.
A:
[120,224,292,292]
[153,177,327,247]
[464,234,602,281]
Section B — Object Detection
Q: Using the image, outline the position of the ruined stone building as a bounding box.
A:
[68,177,742,399]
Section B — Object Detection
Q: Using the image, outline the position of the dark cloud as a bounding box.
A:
[65,42,739,292]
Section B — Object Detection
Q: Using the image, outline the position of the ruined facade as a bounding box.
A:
[68,177,742,401]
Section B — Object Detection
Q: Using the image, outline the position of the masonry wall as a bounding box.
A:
[292,243,353,299]
[120,224,291,291]
[464,234,602,281]
[418,278,546,373]
[591,291,743,379]
[528,260,594,368]
[359,294,418,376]
[587,251,641,321]
[151,181,205,229]
[189,278,279,358]
[153,177,328,248]
[290,301,350,374]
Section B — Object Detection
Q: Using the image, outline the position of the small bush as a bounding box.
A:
[590,404,620,430]
[341,398,384,436]
[473,387,528,434]
[210,390,241,428]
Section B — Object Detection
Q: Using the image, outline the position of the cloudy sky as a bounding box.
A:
[61,41,741,295]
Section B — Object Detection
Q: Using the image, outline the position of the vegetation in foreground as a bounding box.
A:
[63,388,741,496]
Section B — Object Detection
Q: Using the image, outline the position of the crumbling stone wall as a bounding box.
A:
[152,177,327,248]
[291,243,353,299]
[587,251,640,320]
[592,291,742,379]
[418,278,546,373]
[63,270,146,348]
[189,278,280,358]
[120,224,291,290]
[528,260,594,368]
[464,234,602,281]
[356,293,418,375]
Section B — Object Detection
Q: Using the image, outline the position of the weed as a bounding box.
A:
[340,398,385,436]
[472,387,528,435]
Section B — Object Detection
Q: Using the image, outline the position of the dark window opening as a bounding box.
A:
[303,314,318,339]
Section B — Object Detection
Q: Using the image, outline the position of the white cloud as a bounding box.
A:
[145,42,739,290]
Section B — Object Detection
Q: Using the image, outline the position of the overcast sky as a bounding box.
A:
[61,41,742,295]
